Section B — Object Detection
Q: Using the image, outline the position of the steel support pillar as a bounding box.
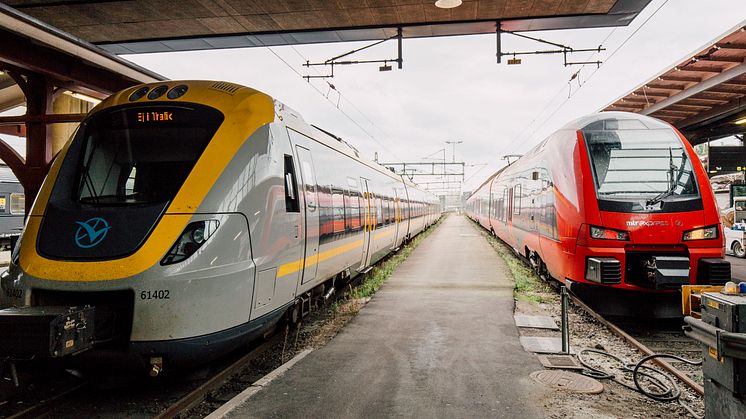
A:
[5,69,54,214]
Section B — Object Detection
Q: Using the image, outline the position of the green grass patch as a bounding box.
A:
[349,215,446,300]
[470,219,555,305]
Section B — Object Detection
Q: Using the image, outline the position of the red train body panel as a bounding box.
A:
[466,112,729,302]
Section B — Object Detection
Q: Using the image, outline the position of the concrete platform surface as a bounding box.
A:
[228,215,548,418]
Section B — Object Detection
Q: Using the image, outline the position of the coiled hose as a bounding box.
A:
[577,348,703,418]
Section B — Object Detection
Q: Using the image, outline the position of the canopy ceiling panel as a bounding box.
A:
[5,0,652,54]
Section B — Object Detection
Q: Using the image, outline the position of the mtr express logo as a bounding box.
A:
[625,220,684,227]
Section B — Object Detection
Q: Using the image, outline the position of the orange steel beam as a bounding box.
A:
[0,124,25,137]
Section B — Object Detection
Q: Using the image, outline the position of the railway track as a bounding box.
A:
[568,293,704,397]
[154,334,284,419]
[0,325,297,419]
[618,321,704,389]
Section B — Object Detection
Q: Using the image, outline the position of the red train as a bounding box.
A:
[466,112,729,316]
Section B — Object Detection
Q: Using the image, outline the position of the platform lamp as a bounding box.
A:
[435,0,462,8]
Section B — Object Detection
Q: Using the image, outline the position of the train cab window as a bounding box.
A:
[71,104,223,206]
[124,167,136,195]
[284,155,300,212]
[582,119,699,203]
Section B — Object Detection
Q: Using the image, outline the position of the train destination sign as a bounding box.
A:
[136,111,174,123]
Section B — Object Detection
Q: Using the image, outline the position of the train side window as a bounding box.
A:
[344,190,353,231]
[332,188,345,233]
[358,193,364,228]
[513,184,521,215]
[381,197,389,225]
[10,193,24,215]
[283,155,300,212]
[502,189,509,221]
[373,197,383,227]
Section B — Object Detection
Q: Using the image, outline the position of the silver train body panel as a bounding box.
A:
[0,86,440,366]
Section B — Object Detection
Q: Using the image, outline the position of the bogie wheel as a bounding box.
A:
[734,241,746,258]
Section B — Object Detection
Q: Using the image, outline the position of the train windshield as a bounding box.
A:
[74,104,223,205]
[583,119,699,205]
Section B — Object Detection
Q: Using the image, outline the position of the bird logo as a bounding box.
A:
[74,217,111,248]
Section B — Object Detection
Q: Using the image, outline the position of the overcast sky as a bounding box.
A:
[122,0,745,192]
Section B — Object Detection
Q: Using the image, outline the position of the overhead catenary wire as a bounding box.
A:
[509,27,618,151]
[508,0,671,153]
[291,46,395,140]
[262,44,403,161]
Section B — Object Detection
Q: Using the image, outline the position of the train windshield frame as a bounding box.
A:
[72,103,224,206]
[582,118,701,213]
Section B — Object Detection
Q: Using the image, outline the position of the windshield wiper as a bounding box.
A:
[646,148,686,207]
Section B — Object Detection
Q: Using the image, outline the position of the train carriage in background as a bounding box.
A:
[466,112,729,317]
[0,165,24,250]
[0,81,440,374]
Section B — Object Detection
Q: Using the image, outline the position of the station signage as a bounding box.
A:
[709,146,746,173]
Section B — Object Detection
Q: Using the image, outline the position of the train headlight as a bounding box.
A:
[589,226,629,241]
[682,225,718,241]
[161,220,219,265]
[192,225,206,244]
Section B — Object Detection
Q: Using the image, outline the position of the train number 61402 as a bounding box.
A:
[140,290,170,300]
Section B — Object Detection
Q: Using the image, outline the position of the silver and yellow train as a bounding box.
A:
[0,81,440,372]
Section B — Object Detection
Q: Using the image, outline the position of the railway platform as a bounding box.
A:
[216,215,549,418]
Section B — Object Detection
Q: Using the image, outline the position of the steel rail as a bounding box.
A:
[568,293,704,396]
[5,382,86,419]
[153,334,284,419]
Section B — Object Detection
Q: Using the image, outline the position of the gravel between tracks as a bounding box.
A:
[474,221,704,419]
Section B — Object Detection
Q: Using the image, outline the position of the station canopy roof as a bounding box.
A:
[603,24,746,145]
[5,0,653,54]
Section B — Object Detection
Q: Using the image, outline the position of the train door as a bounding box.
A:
[359,178,374,270]
[488,190,494,224]
[295,145,319,284]
[392,188,400,250]
[530,190,538,232]
[507,187,513,224]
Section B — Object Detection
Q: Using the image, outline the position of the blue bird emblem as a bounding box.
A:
[74,217,111,248]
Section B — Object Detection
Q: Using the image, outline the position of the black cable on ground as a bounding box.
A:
[577,349,703,419]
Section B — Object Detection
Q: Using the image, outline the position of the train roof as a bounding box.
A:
[0,165,19,183]
[561,111,673,132]
[96,80,437,202]
[466,111,680,201]
[274,95,433,199]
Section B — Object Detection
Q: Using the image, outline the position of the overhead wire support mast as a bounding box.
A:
[496,25,605,67]
[303,27,403,80]
[379,162,465,179]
